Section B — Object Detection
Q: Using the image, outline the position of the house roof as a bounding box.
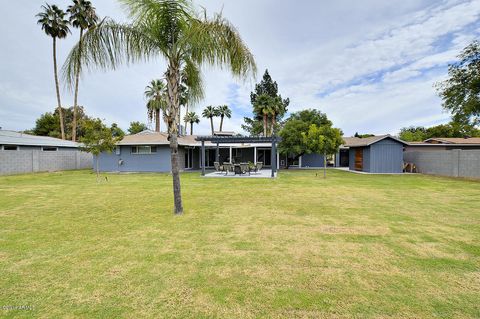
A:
[0,130,80,148]
[117,131,273,147]
[342,135,407,147]
[424,137,480,144]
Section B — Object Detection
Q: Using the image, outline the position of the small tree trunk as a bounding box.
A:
[96,156,100,182]
[323,152,327,179]
[155,109,160,132]
[210,117,214,135]
[72,28,84,142]
[52,38,65,140]
[190,122,193,135]
[220,115,224,132]
[166,61,184,215]
[184,103,189,132]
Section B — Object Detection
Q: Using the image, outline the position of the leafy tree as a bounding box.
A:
[202,106,219,135]
[354,132,375,138]
[398,126,428,142]
[278,109,331,165]
[30,106,89,139]
[36,4,70,140]
[128,121,148,135]
[80,118,117,180]
[217,105,232,132]
[62,0,255,215]
[302,124,343,178]
[110,123,125,138]
[242,69,289,136]
[183,112,200,135]
[144,79,167,132]
[67,0,99,142]
[436,41,480,126]
[398,122,480,142]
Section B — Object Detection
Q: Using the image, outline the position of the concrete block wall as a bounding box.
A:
[0,150,92,175]
[404,150,480,178]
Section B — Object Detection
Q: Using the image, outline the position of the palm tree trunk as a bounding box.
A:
[263,114,267,137]
[52,37,65,140]
[271,114,276,136]
[190,122,193,135]
[184,103,189,132]
[210,117,214,135]
[72,28,84,142]
[220,115,224,132]
[166,62,183,215]
[155,109,160,132]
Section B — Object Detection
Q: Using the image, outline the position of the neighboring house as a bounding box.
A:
[97,130,275,172]
[0,130,92,175]
[405,137,480,151]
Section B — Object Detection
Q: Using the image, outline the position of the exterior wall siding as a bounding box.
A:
[0,150,92,175]
[369,139,404,173]
[97,145,173,172]
[301,153,326,167]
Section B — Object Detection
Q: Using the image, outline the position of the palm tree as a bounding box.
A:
[67,0,98,142]
[253,94,274,137]
[36,4,70,140]
[269,96,283,135]
[144,79,167,132]
[202,106,218,135]
[184,112,200,135]
[62,0,256,214]
[217,105,232,132]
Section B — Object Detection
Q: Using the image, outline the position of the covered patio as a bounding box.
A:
[195,135,280,178]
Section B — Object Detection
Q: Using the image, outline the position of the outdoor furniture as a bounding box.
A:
[223,163,233,175]
[252,162,263,173]
[214,162,224,173]
[240,163,250,176]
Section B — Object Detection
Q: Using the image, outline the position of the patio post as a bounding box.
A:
[201,141,205,176]
[229,146,232,163]
[254,147,257,165]
[216,143,219,163]
[271,137,277,178]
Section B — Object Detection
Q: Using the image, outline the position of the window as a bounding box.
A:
[115,146,121,155]
[42,147,58,151]
[131,146,157,154]
[3,145,18,151]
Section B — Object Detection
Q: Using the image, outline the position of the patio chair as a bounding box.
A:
[252,162,263,173]
[240,163,250,176]
[214,162,224,173]
[223,163,233,175]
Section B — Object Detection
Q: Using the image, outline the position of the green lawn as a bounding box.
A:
[1,170,479,318]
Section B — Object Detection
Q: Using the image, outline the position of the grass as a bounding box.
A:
[0,169,479,318]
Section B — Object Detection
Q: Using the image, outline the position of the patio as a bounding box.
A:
[204,169,275,178]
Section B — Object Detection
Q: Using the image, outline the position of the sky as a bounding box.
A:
[1,0,480,136]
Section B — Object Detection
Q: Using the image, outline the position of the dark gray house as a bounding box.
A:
[344,135,406,173]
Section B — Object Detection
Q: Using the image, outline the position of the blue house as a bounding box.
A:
[97,131,406,174]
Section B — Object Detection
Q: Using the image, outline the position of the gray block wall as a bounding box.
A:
[404,150,480,178]
[301,153,326,167]
[0,150,92,175]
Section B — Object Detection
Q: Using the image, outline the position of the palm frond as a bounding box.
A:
[61,19,159,89]
[184,11,256,80]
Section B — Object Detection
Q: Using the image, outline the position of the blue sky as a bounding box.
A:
[1,0,480,136]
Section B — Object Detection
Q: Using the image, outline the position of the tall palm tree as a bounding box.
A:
[253,94,274,137]
[36,4,70,140]
[62,0,256,214]
[67,0,98,142]
[217,105,231,132]
[202,106,218,135]
[269,96,283,135]
[184,112,200,135]
[144,79,167,132]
